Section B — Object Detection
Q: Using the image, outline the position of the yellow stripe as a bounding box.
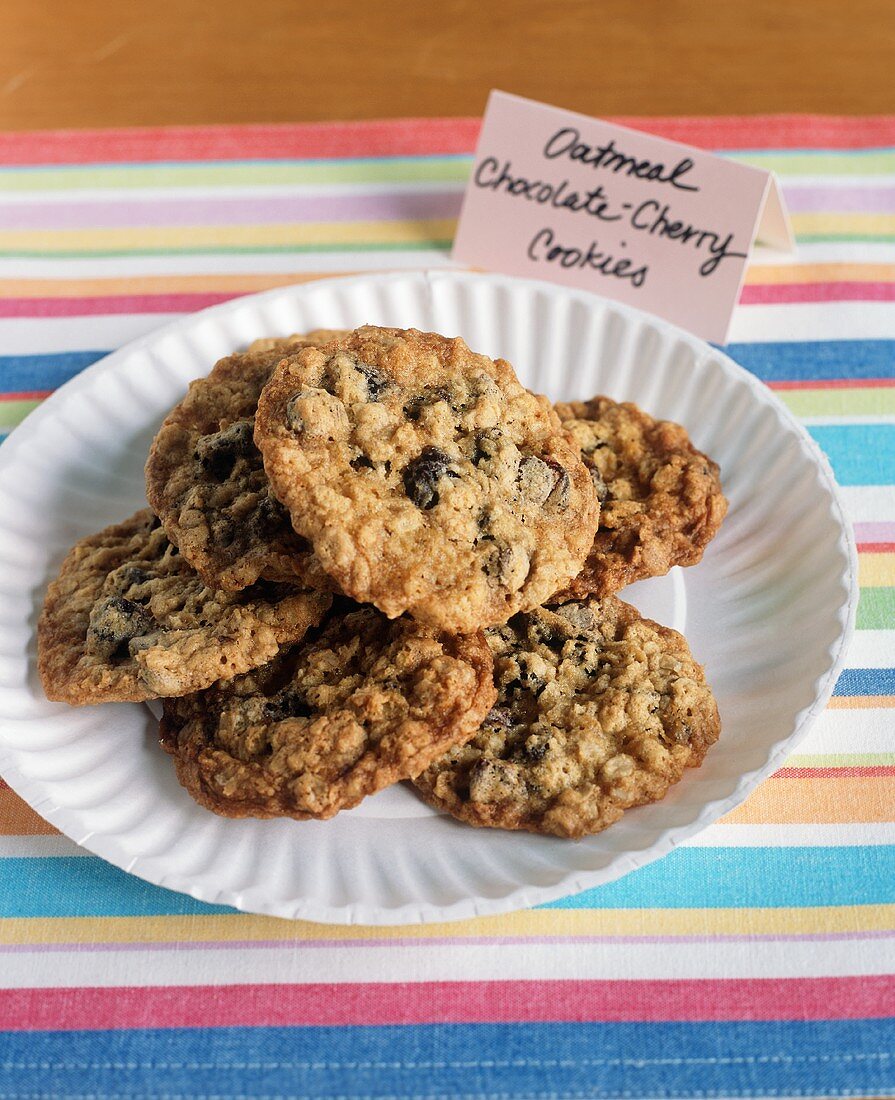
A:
[1,904,893,946]
[0,220,454,253]
[0,273,350,297]
[859,553,895,587]
[744,262,895,284]
[792,213,895,236]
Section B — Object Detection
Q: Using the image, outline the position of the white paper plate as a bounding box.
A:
[0,270,857,925]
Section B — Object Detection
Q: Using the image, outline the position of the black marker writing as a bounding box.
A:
[527,228,648,287]
[474,158,623,221]
[630,200,747,275]
[543,129,699,192]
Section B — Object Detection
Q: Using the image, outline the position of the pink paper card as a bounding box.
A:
[452,91,793,344]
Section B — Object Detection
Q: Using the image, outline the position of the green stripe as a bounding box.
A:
[0,158,473,192]
[0,241,451,259]
[734,150,895,175]
[857,586,895,630]
[797,234,895,243]
[786,753,895,766]
[8,239,872,257]
[0,399,40,429]
[781,388,895,417]
[0,147,892,192]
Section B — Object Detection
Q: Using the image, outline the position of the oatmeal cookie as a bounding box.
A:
[161,603,496,820]
[145,331,346,591]
[38,509,331,705]
[553,397,727,599]
[254,326,599,632]
[413,596,720,839]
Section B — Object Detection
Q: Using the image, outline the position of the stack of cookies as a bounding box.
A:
[38,326,727,839]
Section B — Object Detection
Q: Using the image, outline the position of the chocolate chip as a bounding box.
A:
[472,429,500,467]
[544,459,571,511]
[402,447,457,510]
[483,542,530,587]
[285,394,305,432]
[589,466,609,502]
[521,735,550,762]
[355,362,391,402]
[516,454,554,503]
[265,691,313,722]
[87,596,156,661]
[196,420,255,480]
[250,493,289,538]
[108,564,154,603]
[350,453,374,471]
[404,385,453,421]
[484,706,513,730]
[468,758,521,804]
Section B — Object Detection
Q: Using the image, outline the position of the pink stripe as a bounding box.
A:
[775,766,895,778]
[0,294,234,318]
[782,185,895,214]
[769,378,895,390]
[7,282,895,320]
[0,118,482,166]
[2,977,892,1030]
[2,115,895,166]
[740,282,895,304]
[0,190,462,230]
[855,522,895,541]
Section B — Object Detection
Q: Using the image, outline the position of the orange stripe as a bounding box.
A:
[0,789,58,836]
[0,272,355,298]
[0,263,892,298]
[722,776,895,825]
[827,695,895,709]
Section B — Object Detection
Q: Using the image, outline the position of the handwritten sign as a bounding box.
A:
[452,91,793,343]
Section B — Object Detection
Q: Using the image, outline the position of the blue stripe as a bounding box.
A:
[807,424,895,485]
[2,846,894,918]
[724,339,895,381]
[0,1020,892,1098]
[0,350,107,392]
[541,846,895,910]
[0,340,892,399]
[0,857,232,917]
[835,667,895,696]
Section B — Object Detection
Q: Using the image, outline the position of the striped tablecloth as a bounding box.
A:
[0,115,893,1099]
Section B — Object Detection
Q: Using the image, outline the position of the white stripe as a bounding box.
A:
[686,822,895,847]
[728,301,895,342]
[0,250,455,279]
[0,825,888,860]
[841,485,895,522]
[754,241,895,264]
[0,242,893,280]
[798,415,895,426]
[0,314,184,353]
[797,708,895,754]
[0,835,85,858]
[845,631,895,668]
[0,938,889,986]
